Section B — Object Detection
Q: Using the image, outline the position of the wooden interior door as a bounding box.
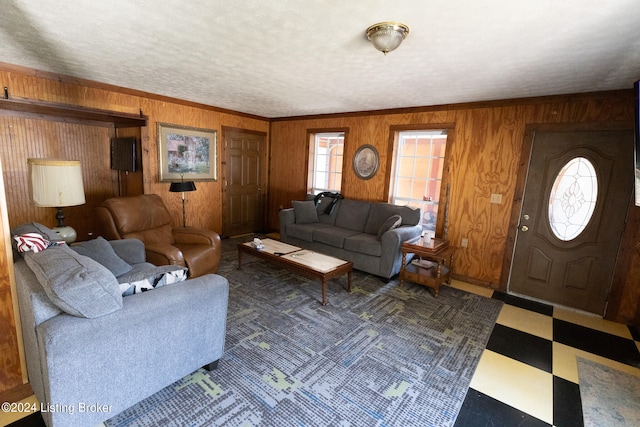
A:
[222,129,266,237]
[509,130,633,314]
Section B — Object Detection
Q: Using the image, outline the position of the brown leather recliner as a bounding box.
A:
[96,194,221,278]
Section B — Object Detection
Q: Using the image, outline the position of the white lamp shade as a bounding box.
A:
[28,158,86,207]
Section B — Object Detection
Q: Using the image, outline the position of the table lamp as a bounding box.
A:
[169,175,196,227]
[28,158,86,244]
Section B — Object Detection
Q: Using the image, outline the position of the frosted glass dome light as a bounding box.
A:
[366,22,410,55]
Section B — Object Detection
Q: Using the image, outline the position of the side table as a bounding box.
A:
[399,237,455,297]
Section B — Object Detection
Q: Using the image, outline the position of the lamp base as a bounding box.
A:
[53,226,77,244]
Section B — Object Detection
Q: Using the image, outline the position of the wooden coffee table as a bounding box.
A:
[237,239,352,305]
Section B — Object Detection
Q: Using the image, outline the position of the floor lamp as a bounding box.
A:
[169,176,196,227]
[28,158,86,244]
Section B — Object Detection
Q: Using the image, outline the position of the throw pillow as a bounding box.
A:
[71,237,133,277]
[376,214,402,240]
[117,265,188,296]
[11,222,64,253]
[14,233,65,253]
[23,245,122,318]
[292,200,319,224]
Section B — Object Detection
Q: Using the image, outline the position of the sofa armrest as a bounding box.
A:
[144,242,186,267]
[279,208,296,241]
[35,274,229,427]
[109,238,146,264]
[378,224,422,278]
[280,208,295,225]
[381,224,422,246]
[173,227,221,247]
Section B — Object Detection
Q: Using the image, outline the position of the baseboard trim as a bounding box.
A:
[0,382,33,403]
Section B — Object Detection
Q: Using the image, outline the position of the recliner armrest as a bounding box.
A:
[144,242,185,267]
[173,227,221,246]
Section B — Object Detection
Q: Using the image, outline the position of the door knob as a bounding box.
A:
[520,225,529,232]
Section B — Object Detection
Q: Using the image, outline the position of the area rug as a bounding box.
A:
[577,357,640,427]
[105,237,503,427]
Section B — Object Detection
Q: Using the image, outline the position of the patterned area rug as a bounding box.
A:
[577,357,640,427]
[105,237,503,426]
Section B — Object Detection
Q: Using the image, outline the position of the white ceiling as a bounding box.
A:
[1,0,639,118]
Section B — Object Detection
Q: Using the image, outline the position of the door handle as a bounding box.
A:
[520,225,529,232]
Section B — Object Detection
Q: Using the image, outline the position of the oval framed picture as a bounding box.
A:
[353,144,379,180]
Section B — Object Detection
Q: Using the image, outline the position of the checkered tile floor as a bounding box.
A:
[4,281,640,427]
[451,281,640,427]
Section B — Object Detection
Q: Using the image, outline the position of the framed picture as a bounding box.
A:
[353,144,379,180]
[157,123,217,182]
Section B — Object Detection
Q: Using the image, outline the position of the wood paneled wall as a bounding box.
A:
[0,117,117,240]
[0,66,269,396]
[0,68,269,237]
[269,91,638,323]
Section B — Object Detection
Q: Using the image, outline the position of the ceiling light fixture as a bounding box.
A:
[366,22,410,55]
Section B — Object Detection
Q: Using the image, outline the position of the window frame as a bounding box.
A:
[385,124,454,238]
[306,128,348,195]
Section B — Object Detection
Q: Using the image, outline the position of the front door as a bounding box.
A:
[509,130,633,314]
[222,129,266,237]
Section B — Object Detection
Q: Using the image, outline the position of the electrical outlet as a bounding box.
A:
[461,238,469,248]
[490,193,503,204]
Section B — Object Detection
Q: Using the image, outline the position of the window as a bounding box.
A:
[548,157,598,241]
[390,130,448,234]
[308,132,344,194]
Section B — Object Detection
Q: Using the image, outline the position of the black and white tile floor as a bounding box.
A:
[450,281,640,427]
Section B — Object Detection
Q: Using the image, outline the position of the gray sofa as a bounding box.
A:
[12,223,229,427]
[280,196,422,278]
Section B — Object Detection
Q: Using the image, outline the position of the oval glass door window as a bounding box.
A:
[548,157,598,241]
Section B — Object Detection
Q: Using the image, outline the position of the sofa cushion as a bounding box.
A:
[334,199,371,232]
[117,265,188,296]
[71,237,133,277]
[344,233,382,257]
[23,245,122,318]
[364,203,422,234]
[292,200,319,224]
[287,223,332,242]
[376,214,402,240]
[313,227,360,248]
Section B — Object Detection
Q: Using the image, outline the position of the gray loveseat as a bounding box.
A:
[280,196,422,279]
[12,223,229,427]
